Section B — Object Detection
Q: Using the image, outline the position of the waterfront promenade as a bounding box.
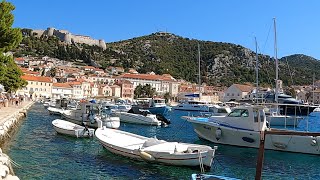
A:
[0,100,34,125]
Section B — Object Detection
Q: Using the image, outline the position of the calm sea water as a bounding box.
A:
[3,103,320,179]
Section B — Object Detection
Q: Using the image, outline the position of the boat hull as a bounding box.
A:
[187,118,320,155]
[47,107,64,115]
[95,128,216,168]
[61,112,120,129]
[52,119,94,138]
[115,112,161,126]
[147,106,171,115]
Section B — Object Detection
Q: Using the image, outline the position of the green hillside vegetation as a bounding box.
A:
[13,30,320,87]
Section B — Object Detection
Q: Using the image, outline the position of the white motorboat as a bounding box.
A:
[61,103,120,129]
[186,105,320,155]
[52,119,94,138]
[47,106,65,115]
[173,100,214,112]
[95,126,217,170]
[47,98,71,115]
[113,107,170,126]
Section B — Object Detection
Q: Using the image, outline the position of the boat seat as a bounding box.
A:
[143,142,189,154]
[142,138,166,148]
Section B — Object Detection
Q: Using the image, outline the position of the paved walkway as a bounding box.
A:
[0,100,34,125]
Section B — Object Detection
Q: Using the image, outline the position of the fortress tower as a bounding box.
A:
[64,33,72,44]
[99,39,106,50]
[47,27,55,36]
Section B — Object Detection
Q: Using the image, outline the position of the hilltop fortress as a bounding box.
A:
[32,27,106,50]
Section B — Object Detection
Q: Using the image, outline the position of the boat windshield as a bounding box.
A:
[228,109,249,117]
[154,99,165,104]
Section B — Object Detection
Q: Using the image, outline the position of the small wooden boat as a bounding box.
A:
[52,119,94,138]
[95,127,217,170]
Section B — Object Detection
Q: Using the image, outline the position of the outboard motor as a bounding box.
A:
[156,114,171,126]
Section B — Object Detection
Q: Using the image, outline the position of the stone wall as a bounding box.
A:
[0,101,34,180]
[31,27,106,50]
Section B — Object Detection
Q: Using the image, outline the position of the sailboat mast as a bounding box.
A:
[255,37,259,103]
[198,43,201,99]
[274,18,279,103]
[313,73,315,104]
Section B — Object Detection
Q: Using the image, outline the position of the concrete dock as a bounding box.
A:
[0,99,34,180]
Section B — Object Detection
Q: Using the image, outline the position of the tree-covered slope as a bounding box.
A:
[13,30,320,87]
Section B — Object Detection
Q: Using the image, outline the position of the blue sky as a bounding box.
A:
[8,0,320,59]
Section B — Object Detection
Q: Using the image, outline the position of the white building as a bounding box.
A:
[117,73,180,96]
[224,84,253,102]
[19,75,53,98]
[52,83,73,99]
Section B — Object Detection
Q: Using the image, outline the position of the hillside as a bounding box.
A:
[13,29,320,87]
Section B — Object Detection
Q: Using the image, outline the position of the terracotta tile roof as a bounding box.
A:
[233,84,253,92]
[84,66,95,69]
[110,85,120,88]
[15,57,24,61]
[23,71,40,75]
[69,81,81,85]
[53,83,72,88]
[21,75,52,83]
[118,73,173,81]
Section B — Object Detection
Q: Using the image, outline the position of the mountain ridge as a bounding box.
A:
[14,29,320,87]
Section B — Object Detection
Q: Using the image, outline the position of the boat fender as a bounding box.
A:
[242,137,255,143]
[215,128,222,141]
[139,150,155,161]
[311,137,317,146]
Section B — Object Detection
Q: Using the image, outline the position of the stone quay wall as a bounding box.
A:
[0,100,34,180]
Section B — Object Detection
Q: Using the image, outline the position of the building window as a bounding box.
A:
[35,88,38,91]
[41,83,42,85]
[36,82,38,85]
[227,93,229,96]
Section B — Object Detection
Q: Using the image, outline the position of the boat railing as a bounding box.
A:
[262,102,310,131]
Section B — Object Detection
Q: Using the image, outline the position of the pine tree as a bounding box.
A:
[0,1,26,92]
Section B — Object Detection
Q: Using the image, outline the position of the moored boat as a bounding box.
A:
[186,105,320,155]
[113,107,170,126]
[61,103,120,129]
[52,119,94,138]
[95,126,217,170]
[47,106,65,115]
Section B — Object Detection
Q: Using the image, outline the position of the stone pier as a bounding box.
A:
[0,100,35,180]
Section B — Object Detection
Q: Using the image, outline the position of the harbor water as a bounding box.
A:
[4,103,320,179]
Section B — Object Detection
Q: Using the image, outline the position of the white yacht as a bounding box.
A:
[185,105,320,155]
[173,100,230,114]
[61,103,120,129]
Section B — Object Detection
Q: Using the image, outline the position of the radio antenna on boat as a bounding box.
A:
[273,17,279,103]
[198,43,201,100]
[313,73,315,104]
[255,37,259,103]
